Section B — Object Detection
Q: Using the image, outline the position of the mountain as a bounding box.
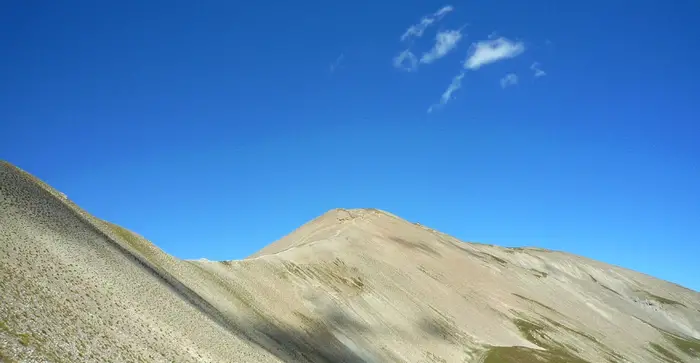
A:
[1,160,699,363]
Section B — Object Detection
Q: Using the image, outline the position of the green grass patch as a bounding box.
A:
[505,313,614,363]
[661,331,700,358]
[483,345,591,363]
[649,342,681,363]
[17,333,31,346]
[512,317,549,345]
[639,317,700,359]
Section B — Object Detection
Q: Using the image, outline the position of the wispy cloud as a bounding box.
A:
[464,37,525,70]
[531,62,546,77]
[420,29,463,64]
[500,73,518,88]
[329,53,345,73]
[440,71,465,104]
[392,49,418,72]
[401,5,454,41]
[433,5,453,18]
[428,71,465,113]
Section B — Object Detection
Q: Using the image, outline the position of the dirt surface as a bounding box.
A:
[1,160,699,362]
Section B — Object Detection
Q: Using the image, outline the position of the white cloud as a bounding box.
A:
[464,37,525,70]
[500,73,518,88]
[401,5,454,41]
[403,18,434,41]
[392,49,418,71]
[420,29,463,64]
[428,71,465,113]
[531,62,546,77]
[329,53,344,73]
[433,5,454,17]
[440,72,465,104]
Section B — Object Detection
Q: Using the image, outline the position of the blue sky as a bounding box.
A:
[2,1,699,291]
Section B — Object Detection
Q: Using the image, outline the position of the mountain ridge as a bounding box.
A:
[1,160,699,362]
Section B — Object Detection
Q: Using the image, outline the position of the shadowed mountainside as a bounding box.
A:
[1,160,699,362]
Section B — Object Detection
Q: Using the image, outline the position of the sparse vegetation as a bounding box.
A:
[649,342,682,363]
[278,258,367,297]
[458,248,509,266]
[502,312,618,363]
[0,348,17,363]
[656,329,700,359]
[389,236,441,257]
[638,318,700,360]
[600,284,622,297]
[425,351,447,363]
[667,333,700,358]
[643,291,686,307]
[483,345,591,363]
[2,161,700,363]
[529,269,548,278]
[587,274,623,297]
[512,293,556,313]
[487,254,508,265]
[511,317,548,345]
[103,222,159,265]
[417,265,444,283]
[421,306,463,344]
[606,350,626,363]
[539,316,599,344]
[291,311,325,337]
[17,332,32,346]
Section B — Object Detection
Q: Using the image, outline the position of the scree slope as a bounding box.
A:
[1,160,699,362]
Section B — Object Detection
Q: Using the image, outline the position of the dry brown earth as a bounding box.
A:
[1,160,699,362]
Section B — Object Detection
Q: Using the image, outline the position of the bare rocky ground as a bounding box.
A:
[1,160,699,363]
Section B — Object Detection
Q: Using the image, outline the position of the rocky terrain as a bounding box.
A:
[1,160,699,362]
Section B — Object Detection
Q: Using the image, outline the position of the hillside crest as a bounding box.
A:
[1,160,699,363]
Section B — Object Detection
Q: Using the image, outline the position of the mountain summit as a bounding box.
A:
[1,160,699,362]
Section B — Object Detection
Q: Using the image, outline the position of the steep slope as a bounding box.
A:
[224,208,700,362]
[1,160,699,362]
[0,161,286,362]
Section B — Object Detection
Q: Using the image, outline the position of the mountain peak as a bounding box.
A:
[318,207,402,223]
[247,207,424,259]
[2,161,700,362]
